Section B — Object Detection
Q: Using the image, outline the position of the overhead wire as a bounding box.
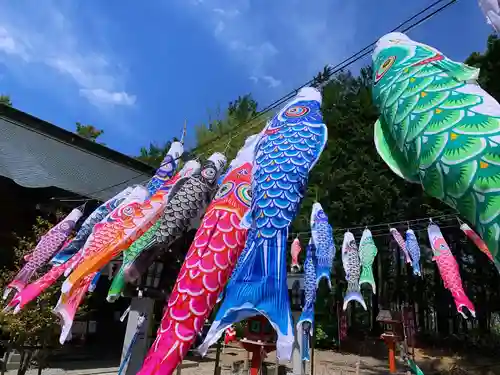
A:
[287,213,460,239]
[51,0,459,202]
[190,0,459,159]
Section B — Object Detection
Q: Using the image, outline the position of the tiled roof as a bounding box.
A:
[0,105,155,201]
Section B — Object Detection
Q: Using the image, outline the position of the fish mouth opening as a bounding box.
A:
[458,305,476,319]
[311,202,323,221]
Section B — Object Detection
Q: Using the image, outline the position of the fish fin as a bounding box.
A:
[3,265,36,300]
[451,290,476,319]
[53,279,91,345]
[432,58,480,82]
[138,211,229,375]
[412,263,422,277]
[88,272,101,292]
[296,315,313,362]
[199,229,294,361]
[343,291,367,311]
[316,273,332,290]
[359,266,376,294]
[216,291,224,304]
[343,282,367,311]
[107,266,126,303]
[240,209,253,229]
[374,117,419,184]
[407,358,425,375]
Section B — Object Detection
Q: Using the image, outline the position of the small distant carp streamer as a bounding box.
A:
[296,240,316,361]
[310,203,335,289]
[358,228,378,293]
[342,232,366,311]
[428,223,475,318]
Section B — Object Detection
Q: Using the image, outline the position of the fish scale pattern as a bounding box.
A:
[201,88,328,362]
[138,157,253,375]
[373,33,500,269]
[124,158,225,284]
[4,208,82,298]
[311,203,335,288]
[51,189,132,265]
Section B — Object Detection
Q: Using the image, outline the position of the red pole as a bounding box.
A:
[387,339,397,374]
[250,349,262,375]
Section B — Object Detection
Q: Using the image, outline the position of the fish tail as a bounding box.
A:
[315,269,332,290]
[139,212,227,375]
[9,263,67,313]
[123,239,159,284]
[412,261,422,277]
[107,267,126,302]
[53,277,92,344]
[451,289,476,319]
[199,229,294,361]
[296,311,313,362]
[138,322,190,375]
[4,265,35,299]
[343,281,366,311]
[62,248,116,294]
[88,271,101,292]
[359,266,376,294]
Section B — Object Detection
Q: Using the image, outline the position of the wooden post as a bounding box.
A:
[310,327,315,375]
[213,338,222,375]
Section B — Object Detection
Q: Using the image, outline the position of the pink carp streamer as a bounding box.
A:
[290,238,302,272]
[459,223,498,272]
[137,135,260,375]
[428,223,476,318]
[5,246,76,314]
[3,208,83,299]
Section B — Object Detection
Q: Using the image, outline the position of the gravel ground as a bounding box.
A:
[3,347,390,375]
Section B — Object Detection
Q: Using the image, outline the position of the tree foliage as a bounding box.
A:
[0,216,66,347]
[75,122,105,144]
[0,95,12,106]
[185,38,500,351]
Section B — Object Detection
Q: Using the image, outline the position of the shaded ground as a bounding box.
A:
[5,342,500,374]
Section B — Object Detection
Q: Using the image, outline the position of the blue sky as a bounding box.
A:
[0,0,493,156]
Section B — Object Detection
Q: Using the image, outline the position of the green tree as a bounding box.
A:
[75,122,105,143]
[137,142,173,168]
[0,95,12,106]
[465,34,500,102]
[0,216,66,347]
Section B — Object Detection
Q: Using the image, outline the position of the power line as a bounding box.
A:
[288,213,460,238]
[52,0,459,201]
[189,0,459,158]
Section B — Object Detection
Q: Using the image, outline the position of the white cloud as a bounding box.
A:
[80,89,136,107]
[179,0,358,90]
[0,2,136,107]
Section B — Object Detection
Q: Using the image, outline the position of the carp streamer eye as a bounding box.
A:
[375,55,396,84]
[215,181,234,200]
[202,167,216,180]
[236,183,252,206]
[123,206,134,216]
[284,105,310,118]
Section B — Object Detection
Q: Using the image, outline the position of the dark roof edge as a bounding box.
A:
[0,104,156,176]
